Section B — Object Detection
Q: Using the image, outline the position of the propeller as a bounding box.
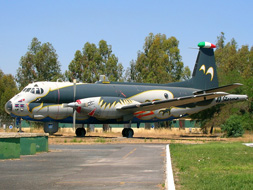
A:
[61,79,80,132]
[73,79,77,131]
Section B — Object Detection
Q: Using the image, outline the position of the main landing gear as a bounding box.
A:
[75,124,134,138]
[75,127,86,137]
[122,128,134,138]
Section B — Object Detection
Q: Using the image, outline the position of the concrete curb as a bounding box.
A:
[0,132,48,138]
[166,144,175,190]
[0,132,48,159]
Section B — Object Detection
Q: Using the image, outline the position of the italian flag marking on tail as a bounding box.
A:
[198,42,216,48]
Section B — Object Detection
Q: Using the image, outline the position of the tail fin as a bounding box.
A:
[189,44,219,89]
[167,42,219,90]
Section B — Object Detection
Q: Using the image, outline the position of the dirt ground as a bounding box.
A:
[1,128,252,144]
[48,129,253,145]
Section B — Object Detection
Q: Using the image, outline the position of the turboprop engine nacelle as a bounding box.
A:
[71,97,140,120]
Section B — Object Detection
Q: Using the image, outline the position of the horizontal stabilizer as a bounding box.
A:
[118,92,228,112]
[193,83,243,95]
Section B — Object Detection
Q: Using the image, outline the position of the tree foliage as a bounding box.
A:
[191,32,253,133]
[215,33,253,105]
[221,115,244,137]
[65,40,123,83]
[181,66,191,81]
[16,37,62,89]
[127,33,185,84]
[0,70,18,116]
[124,60,140,82]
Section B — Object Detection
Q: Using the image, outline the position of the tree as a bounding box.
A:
[190,104,222,134]
[216,32,225,49]
[0,69,18,116]
[191,32,253,133]
[181,66,191,81]
[124,60,141,82]
[66,40,123,83]
[130,33,184,84]
[16,37,62,89]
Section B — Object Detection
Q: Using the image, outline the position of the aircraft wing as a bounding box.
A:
[117,92,228,112]
[193,83,242,95]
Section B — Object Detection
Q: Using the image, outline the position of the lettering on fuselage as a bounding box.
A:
[87,101,94,106]
[216,96,239,103]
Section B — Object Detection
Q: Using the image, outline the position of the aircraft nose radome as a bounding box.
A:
[5,101,12,114]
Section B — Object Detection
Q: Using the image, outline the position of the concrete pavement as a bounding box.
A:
[0,144,166,190]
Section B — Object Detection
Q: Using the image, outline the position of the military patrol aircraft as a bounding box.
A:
[5,42,247,137]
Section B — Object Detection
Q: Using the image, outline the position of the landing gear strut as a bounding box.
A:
[122,128,134,138]
[75,127,86,137]
[16,117,23,133]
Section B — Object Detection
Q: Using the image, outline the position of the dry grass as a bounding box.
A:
[48,129,253,145]
[1,127,252,144]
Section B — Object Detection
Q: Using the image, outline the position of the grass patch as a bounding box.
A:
[70,138,77,143]
[94,138,106,143]
[170,142,253,190]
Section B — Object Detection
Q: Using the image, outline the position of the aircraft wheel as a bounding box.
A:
[122,128,134,138]
[76,128,86,137]
[127,128,134,138]
[122,128,128,137]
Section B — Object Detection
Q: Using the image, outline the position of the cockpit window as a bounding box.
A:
[26,88,31,92]
[36,88,40,94]
[30,88,44,94]
[22,88,27,92]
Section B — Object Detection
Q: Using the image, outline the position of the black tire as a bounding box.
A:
[75,128,86,137]
[122,128,128,137]
[122,128,134,138]
[127,128,134,138]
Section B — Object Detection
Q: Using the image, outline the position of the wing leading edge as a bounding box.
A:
[117,92,228,112]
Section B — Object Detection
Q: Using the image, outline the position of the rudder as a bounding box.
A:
[189,45,219,90]
[165,41,219,90]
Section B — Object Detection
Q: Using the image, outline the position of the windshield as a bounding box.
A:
[30,88,44,94]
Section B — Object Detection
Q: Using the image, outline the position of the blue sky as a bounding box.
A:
[0,0,252,77]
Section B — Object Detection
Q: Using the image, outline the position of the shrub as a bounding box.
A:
[240,113,253,131]
[221,115,244,137]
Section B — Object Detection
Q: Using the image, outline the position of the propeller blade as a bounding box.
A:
[73,79,76,102]
[73,79,77,131]
[73,109,76,131]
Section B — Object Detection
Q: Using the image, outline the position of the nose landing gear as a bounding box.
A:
[16,117,24,133]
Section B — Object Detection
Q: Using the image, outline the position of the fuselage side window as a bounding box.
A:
[40,88,44,94]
